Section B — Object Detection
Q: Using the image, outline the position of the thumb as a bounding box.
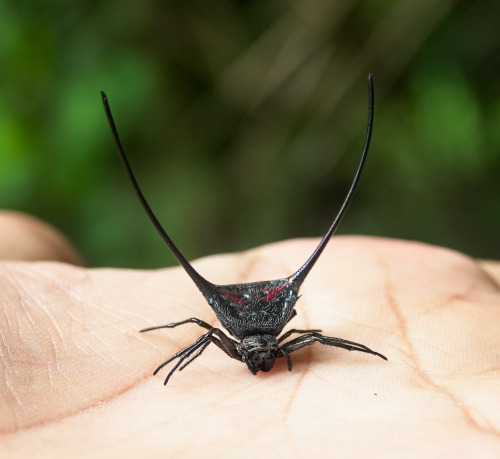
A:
[0,211,84,265]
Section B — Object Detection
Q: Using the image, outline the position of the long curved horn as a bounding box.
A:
[101,92,214,296]
[289,74,374,287]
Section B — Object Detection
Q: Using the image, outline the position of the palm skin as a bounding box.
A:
[0,212,499,458]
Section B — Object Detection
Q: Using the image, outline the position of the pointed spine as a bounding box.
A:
[289,74,374,287]
[101,91,214,295]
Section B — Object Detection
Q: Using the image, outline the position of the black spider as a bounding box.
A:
[101,75,387,385]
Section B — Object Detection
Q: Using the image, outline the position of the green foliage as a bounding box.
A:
[0,0,499,267]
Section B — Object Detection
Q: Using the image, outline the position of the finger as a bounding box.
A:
[479,260,500,285]
[0,211,84,265]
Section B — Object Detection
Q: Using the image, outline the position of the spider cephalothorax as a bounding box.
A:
[237,334,278,374]
[101,74,387,385]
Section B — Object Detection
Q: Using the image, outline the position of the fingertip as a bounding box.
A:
[0,211,84,265]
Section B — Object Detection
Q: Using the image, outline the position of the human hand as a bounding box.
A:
[1,212,499,457]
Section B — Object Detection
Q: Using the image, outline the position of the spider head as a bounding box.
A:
[238,334,278,374]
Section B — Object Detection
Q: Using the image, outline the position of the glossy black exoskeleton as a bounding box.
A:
[101,75,387,385]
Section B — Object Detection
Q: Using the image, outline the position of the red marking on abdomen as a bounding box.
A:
[262,284,286,302]
[220,291,246,306]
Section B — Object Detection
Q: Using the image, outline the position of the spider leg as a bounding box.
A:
[279,331,387,361]
[211,329,242,360]
[278,348,293,371]
[278,328,322,344]
[164,335,212,385]
[150,327,242,384]
[141,317,241,359]
[152,332,209,376]
[179,330,242,371]
[140,317,213,333]
[178,341,211,371]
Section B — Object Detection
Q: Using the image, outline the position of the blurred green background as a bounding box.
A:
[1,0,499,268]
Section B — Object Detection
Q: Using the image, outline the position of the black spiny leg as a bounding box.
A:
[141,318,242,384]
[155,330,215,385]
[277,328,322,344]
[276,329,325,371]
[140,317,214,333]
[178,341,211,371]
[278,348,293,371]
[278,331,387,362]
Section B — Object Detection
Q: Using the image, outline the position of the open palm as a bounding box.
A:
[1,212,499,458]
